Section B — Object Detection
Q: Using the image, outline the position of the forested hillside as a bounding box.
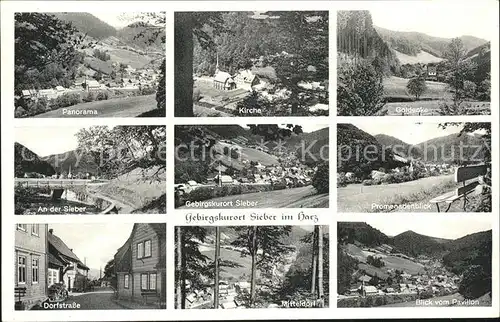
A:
[53,12,117,39]
[14,142,56,177]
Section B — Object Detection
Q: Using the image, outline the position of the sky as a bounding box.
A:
[48,223,134,272]
[352,122,463,145]
[15,126,83,157]
[370,2,495,40]
[91,12,149,29]
[362,217,491,240]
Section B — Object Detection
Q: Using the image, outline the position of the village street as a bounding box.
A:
[63,287,126,310]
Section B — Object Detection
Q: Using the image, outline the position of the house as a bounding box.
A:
[426,64,438,81]
[213,71,236,91]
[359,285,378,296]
[215,175,234,186]
[48,229,89,292]
[114,223,166,308]
[86,80,101,90]
[21,89,38,99]
[358,275,372,283]
[234,70,259,91]
[15,224,48,310]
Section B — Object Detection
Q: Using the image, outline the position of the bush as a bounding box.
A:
[95,91,109,101]
[82,92,95,102]
[312,162,329,194]
[362,179,373,186]
[463,80,477,99]
[15,106,27,118]
[337,173,348,187]
[337,61,386,116]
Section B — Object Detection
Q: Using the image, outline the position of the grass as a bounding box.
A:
[383,76,451,100]
[95,166,166,213]
[337,174,456,213]
[213,142,279,171]
[393,50,444,65]
[179,186,328,209]
[33,94,157,118]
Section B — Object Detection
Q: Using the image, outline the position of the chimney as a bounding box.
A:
[49,229,53,234]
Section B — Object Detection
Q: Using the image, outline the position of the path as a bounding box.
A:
[33,94,157,118]
[62,289,125,310]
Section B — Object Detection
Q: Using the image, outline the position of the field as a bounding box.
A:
[33,94,157,118]
[393,49,444,65]
[193,104,234,117]
[345,244,425,276]
[383,100,491,116]
[180,186,329,209]
[383,76,451,100]
[202,246,253,281]
[106,47,156,69]
[337,174,457,212]
[214,142,279,170]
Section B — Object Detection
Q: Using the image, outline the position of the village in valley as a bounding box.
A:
[337,219,493,308]
[174,124,329,209]
[15,12,165,118]
[14,223,166,310]
[175,11,329,117]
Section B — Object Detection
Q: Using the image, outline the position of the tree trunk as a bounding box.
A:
[174,13,194,117]
[214,227,221,309]
[310,226,318,296]
[249,226,258,306]
[318,226,324,300]
[176,227,183,309]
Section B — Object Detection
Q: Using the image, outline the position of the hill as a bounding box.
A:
[44,149,99,175]
[374,26,487,57]
[393,49,443,65]
[337,11,399,75]
[374,134,422,159]
[414,132,487,164]
[392,230,447,257]
[337,124,406,178]
[116,24,164,51]
[52,13,116,39]
[338,222,391,247]
[14,143,56,177]
[443,230,492,275]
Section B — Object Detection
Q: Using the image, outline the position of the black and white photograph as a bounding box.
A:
[14,223,166,310]
[14,12,166,118]
[337,218,492,307]
[175,225,329,309]
[15,125,166,214]
[174,124,329,209]
[337,7,492,116]
[337,122,491,213]
[174,11,329,117]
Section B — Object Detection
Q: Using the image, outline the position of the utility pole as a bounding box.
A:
[214,227,221,309]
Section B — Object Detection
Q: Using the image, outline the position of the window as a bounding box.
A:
[32,258,39,283]
[18,256,26,284]
[141,274,148,290]
[31,225,39,236]
[137,242,144,259]
[149,273,157,290]
[48,269,59,286]
[124,274,130,289]
[17,224,27,232]
[144,240,152,257]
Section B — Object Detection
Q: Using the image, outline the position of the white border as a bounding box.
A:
[1,0,499,321]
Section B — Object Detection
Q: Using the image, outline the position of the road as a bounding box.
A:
[15,178,109,188]
[65,289,126,310]
[179,185,329,209]
[33,94,157,118]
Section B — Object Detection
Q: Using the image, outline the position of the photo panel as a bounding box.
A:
[337,121,492,213]
[14,222,167,310]
[174,11,329,117]
[14,125,166,215]
[14,12,166,118]
[174,124,329,209]
[337,217,493,308]
[336,9,491,116]
[174,224,329,309]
